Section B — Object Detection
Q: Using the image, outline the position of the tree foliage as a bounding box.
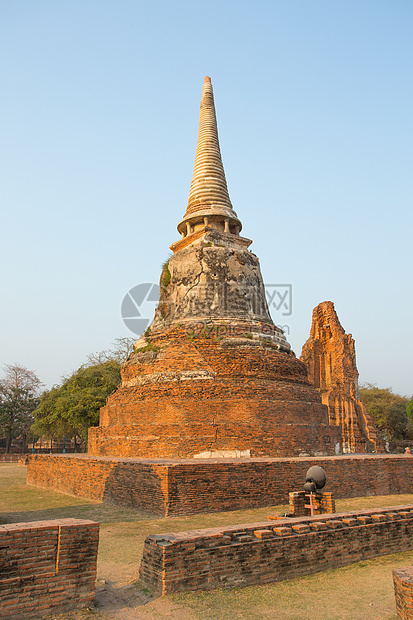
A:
[33,359,121,442]
[406,400,413,438]
[84,337,135,366]
[359,383,412,441]
[32,337,134,443]
[0,364,43,453]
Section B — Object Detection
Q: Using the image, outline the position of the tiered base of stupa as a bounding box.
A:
[88,321,341,459]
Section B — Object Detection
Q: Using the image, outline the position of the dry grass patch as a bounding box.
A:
[172,552,408,620]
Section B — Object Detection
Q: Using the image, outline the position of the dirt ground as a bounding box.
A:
[1,463,412,620]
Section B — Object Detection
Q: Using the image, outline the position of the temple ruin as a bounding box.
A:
[28,78,404,518]
[300,301,383,453]
[88,77,340,459]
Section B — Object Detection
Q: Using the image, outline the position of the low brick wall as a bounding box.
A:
[393,566,413,619]
[139,505,413,595]
[27,454,169,514]
[0,455,25,463]
[27,453,413,516]
[0,518,99,619]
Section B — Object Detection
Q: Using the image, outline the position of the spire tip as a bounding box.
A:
[204,76,211,83]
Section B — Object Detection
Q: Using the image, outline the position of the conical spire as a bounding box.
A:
[176,77,242,238]
[187,76,233,214]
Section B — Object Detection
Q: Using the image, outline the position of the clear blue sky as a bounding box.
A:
[1,0,412,396]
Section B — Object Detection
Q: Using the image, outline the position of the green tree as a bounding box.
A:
[33,359,121,444]
[405,399,413,438]
[359,383,410,441]
[0,364,43,453]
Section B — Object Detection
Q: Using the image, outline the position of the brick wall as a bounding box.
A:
[165,454,413,515]
[27,453,413,517]
[393,566,413,619]
[139,506,413,595]
[0,518,99,619]
[27,454,169,514]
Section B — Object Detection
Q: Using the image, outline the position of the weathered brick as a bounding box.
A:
[139,506,413,595]
[86,319,341,459]
[0,519,99,620]
[27,453,413,517]
[300,301,384,454]
[393,566,413,619]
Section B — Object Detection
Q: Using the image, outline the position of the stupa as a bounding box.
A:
[88,77,341,459]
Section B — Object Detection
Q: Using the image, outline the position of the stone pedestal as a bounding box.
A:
[289,490,335,517]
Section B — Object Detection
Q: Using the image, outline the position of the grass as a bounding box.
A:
[160,258,171,289]
[1,463,412,619]
[133,342,160,354]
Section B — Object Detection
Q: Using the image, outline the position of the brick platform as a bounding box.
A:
[393,566,413,619]
[139,505,413,594]
[27,453,413,516]
[0,518,99,619]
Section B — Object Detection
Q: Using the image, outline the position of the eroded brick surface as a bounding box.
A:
[301,301,384,453]
[89,322,341,459]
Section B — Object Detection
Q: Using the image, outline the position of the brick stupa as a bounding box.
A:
[300,301,383,453]
[88,77,341,459]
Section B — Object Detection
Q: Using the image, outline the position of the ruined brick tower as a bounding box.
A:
[300,301,383,453]
[88,77,341,458]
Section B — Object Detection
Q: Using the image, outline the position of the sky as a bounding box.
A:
[0,0,412,396]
